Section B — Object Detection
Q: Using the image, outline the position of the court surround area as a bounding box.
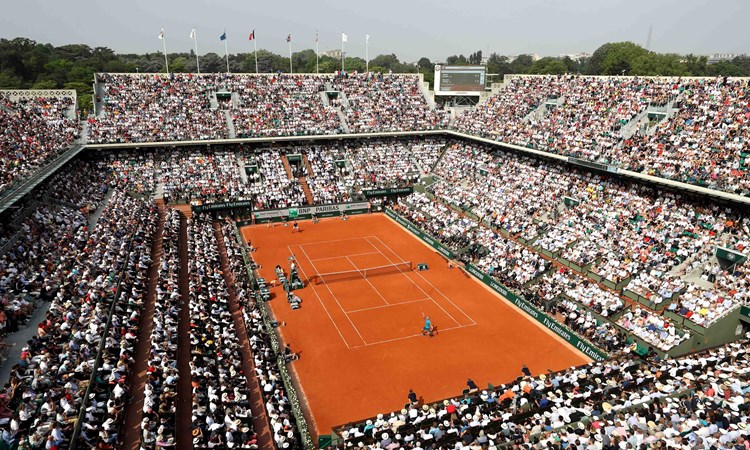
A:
[241,213,590,435]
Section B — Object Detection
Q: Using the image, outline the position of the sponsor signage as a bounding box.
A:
[363,186,414,197]
[192,200,254,212]
[253,202,370,223]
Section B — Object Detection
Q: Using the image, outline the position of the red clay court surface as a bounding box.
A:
[241,214,590,436]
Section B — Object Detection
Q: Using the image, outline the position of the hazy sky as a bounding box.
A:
[1,0,748,62]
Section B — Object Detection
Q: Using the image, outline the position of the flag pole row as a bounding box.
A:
[158,27,370,74]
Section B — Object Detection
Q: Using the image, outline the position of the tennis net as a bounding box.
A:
[312,261,413,285]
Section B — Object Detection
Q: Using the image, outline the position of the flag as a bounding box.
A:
[366,34,370,44]
[341,32,348,43]
[159,29,164,40]
[286,34,291,43]
[220,31,226,41]
[315,31,319,42]
[190,28,196,40]
[248,30,255,41]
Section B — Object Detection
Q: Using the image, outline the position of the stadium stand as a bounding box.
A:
[0,94,79,195]
[139,209,180,449]
[187,216,257,448]
[1,72,750,450]
[88,73,228,143]
[332,73,449,133]
[453,75,750,196]
[225,74,342,137]
[0,188,155,448]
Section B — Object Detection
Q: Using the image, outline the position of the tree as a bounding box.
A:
[586,42,650,75]
[0,72,22,88]
[417,57,432,70]
[369,54,400,71]
[200,53,225,73]
[529,57,567,75]
[469,50,483,65]
[631,53,687,76]
[509,54,533,74]
[344,57,366,72]
[31,79,57,89]
[446,54,468,65]
[41,59,73,86]
[170,57,188,73]
[486,53,511,79]
[684,54,708,76]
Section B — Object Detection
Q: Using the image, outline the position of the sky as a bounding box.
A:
[1,0,748,62]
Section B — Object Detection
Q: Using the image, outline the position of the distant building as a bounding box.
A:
[707,53,746,64]
[558,52,591,62]
[321,49,343,59]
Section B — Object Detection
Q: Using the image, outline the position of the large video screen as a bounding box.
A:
[434,65,486,96]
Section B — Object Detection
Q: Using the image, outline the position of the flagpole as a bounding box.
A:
[224,32,230,73]
[289,38,293,74]
[254,38,258,74]
[366,34,369,74]
[192,29,200,74]
[341,33,345,72]
[161,28,170,73]
[316,32,319,74]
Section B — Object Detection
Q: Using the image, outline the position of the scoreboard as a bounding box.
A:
[434,65,486,96]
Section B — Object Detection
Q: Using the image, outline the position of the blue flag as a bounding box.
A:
[220,32,226,41]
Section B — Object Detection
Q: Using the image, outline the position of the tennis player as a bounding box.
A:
[421,313,433,336]
[292,221,300,233]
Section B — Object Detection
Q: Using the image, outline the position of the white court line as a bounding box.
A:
[287,245,352,349]
[363,236,465,328]
[368,235,477,326]
[296,243,368,346]
[345,298,430,314]
[345,256,390,307]
[348,324,474,349]
[310,251,382,262]
[301,237,376,246]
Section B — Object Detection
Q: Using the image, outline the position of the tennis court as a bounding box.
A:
[241,214,590,437]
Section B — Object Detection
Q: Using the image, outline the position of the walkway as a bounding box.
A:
[177,213,194,449]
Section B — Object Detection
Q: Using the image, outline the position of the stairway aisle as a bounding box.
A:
[121,200,166,450]
[299,176,315,204]
[281,154,294,179]
[176,214,194,450]
[302,155,315,177]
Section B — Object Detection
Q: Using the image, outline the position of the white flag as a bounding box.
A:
[366,34,370,44]
[159,28,165,40]
[341,32,348,43]
[190,28,195,40]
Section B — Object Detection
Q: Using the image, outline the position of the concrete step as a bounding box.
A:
[224,110,236,139]
[303,155,314,178]
[299,176,314,205]
[281,155,294,180]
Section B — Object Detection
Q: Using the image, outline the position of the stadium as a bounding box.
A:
[2,6,750,450]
